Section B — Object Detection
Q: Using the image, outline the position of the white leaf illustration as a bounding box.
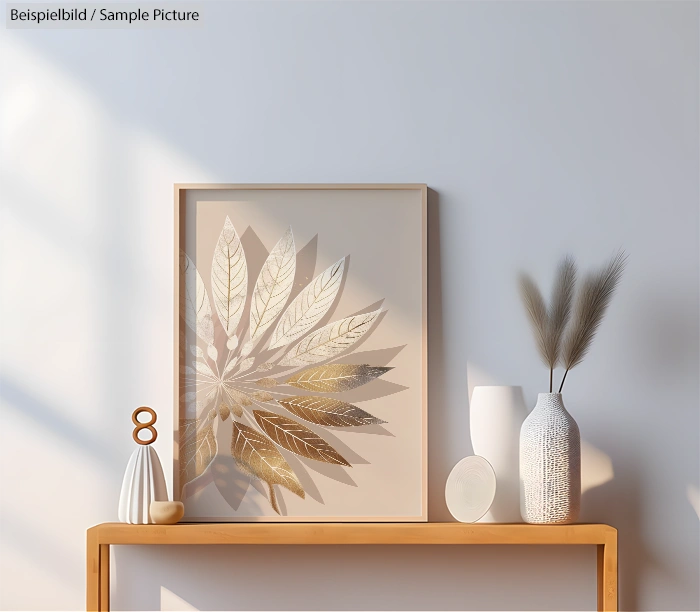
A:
[241,340,254,357]
[211,217,248,338]
[269,257,345,350]
[204,386,219,406]
[179,250,215,345]
[238,356,255,372]
[193,360,216,378]
[227,335,239,351]
[190,344,205,360]
[199,386,219,411]
[249,227,296,343]
[207,344,218,361]
[222,359,238,377]
[279,309,381,367]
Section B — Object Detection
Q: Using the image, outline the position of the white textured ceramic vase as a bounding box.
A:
[470,386,527,522]
[520,393,581,524]
[118,445,168,524]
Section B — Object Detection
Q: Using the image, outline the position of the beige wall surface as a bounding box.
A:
[1,2,698,611]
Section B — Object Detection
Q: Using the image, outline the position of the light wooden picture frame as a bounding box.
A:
[174,184,427,521]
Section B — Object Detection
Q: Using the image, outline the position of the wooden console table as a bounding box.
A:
[87,522,617,611]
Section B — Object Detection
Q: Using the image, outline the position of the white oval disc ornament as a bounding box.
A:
[445,455,497,523]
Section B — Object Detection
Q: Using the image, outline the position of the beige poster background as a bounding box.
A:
[178,187,425,520]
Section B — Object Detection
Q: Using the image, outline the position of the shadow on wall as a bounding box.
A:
[427,188,474,522]
[577,397,652,612]
[113,544,595,611]
[688,485,700,520]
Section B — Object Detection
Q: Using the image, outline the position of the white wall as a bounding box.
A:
[1,2,698,610]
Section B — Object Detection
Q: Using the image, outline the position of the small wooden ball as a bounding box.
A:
[150,501,184,525]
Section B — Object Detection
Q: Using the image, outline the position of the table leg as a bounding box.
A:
[86,529,100,611]
[597,538,618,611]
[100,545,110,611]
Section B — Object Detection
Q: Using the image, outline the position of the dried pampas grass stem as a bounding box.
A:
[519,256,577,391]
[558,251,627,392]
[548,256,577,390]
[520,274,555,389]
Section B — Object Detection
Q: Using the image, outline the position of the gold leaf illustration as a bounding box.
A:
[219,404,231,421]
[278,309,381,367]
[250,227,296,343]
[211,217,248,338]
[179,250,215,346]
[251,391,275,403]
[231,421,305,514]
[208,408,217,420]
[269,257,346,349]
[253,409,350,466]
[221,388,244,417]
[179,418,198,441]
[286,364,392,393]
[256,362,276,372]
[223,384,253,407]
[180,419,217,494]
[278,396,387,427]
[256,377,278,389]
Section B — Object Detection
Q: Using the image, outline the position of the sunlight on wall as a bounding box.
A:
[581,440,614,494]
[161,587,199,611]
[0,33,212,610]
[1,38,105,429]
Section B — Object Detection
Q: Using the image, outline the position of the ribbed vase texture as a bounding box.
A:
[118,445,168,524]
[520,393,581,524]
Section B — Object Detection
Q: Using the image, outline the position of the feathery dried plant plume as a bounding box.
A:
[558,251,627,392]
[519,274,553,369]
[548,256,577,389]
[519,256,577,391]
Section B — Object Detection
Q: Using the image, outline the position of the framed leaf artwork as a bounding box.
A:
[174,184,427,521]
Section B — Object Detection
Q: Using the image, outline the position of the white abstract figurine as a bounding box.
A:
[118,407,168,524]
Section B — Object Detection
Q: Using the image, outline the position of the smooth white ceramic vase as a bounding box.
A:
[520,393,581,524]
[469,386,527,522]
[118,445,168,524]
